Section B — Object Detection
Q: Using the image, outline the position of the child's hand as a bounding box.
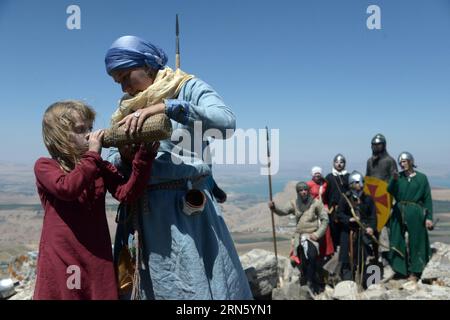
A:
[146,141,160,155]
[138,141,160,158]
[119,144,139,164]
[87,129,104,154]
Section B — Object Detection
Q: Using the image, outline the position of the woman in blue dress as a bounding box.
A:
[104,35,252,300]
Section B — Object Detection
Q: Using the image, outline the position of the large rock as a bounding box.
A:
[332,281,359,300]
[0,278,16,299]
[8,281,34,300]
[239,242,450,300]
[421,284,450,300]
[421,242,450,287]
[402,280,419,292]
[406,283,450,300]
[280,259,301,284]
[272,283,313,300]
[381,280,450,300]
[384,279,407,291]
[359,284,388,300]
[381,264,395,283]
[386,289,408,300]
[314,285,334,300]
[2,252,37,300]
[240,249,289,298]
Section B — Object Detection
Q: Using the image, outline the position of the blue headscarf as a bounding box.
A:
[105,35,168,75]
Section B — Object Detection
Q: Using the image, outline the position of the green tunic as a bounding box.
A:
[387,171,433,276]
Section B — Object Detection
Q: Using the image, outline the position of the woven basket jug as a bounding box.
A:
[103,114,172,147]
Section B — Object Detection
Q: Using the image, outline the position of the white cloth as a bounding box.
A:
[311,166,322,176]
[301,235,309,259]
[332,168,348,176]
[111,67,194,124]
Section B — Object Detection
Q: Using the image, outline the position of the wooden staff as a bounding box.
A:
[266,126,279,266]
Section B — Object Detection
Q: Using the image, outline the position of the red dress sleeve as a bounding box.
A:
[99,145,155,203]
[322,181,328,206]
[34,151,102,201]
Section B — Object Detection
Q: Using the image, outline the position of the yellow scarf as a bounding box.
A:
[111,67,194,124]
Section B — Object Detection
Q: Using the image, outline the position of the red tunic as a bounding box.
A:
[33,149,153,300]
[306,180,328,204]
[307,179,334,257]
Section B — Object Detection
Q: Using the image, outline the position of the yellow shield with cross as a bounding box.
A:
[364,176,392,232]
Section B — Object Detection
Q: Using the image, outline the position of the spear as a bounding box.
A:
[266,126,279,268]
[175,14,180,69]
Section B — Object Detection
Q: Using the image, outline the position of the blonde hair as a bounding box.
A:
[42,100,96,172]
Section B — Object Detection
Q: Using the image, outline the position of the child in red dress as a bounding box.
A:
[33,100,158,300]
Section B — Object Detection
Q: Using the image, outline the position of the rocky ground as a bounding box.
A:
[0,251,36,300]
[1,174,449,300]
[239,242,450,300]
[1,242,450,300]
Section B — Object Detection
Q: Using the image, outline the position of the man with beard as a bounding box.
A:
[366,134,398,182]
[324,154,350,251]
[268,182,329,294]
[388,152,433,282]
[366,134,398,266]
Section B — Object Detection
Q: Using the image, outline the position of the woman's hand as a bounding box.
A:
[118,103,165,135]
[87,129,104,154]
[365,227,374,236]
[426,219,433,230]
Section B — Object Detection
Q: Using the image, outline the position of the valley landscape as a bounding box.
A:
[1,163,449,262]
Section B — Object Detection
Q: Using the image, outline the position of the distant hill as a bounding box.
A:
[0,161,449,248]
[0,163,36,196]
[221,181,298,233]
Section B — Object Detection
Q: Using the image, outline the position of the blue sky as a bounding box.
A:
[1,0,449,178]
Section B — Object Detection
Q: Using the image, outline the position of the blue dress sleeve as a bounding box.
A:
[164,78,236,137]
[107,147,122,168]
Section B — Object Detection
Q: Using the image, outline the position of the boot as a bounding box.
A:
[340,263,353,281]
